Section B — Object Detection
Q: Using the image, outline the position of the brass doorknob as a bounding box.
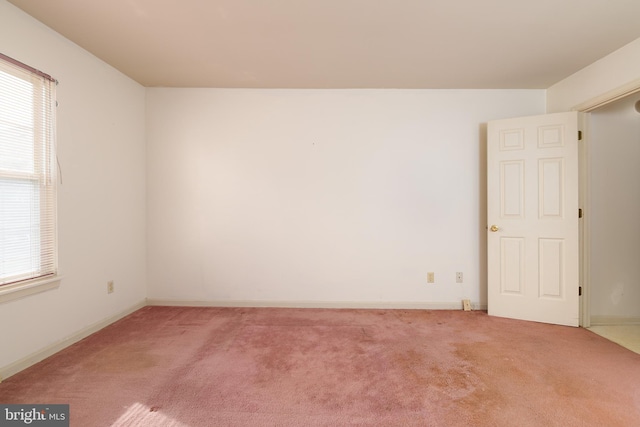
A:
[490,225,499,232]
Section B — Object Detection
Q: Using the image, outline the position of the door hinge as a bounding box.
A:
[579,286,582,296]
[578,130,583,140]
[578,208,583,218]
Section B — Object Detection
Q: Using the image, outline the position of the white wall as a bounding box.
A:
[0,1,147,372]
[588,93,640,320]
[146,89,544,308]
[547,37,640,112]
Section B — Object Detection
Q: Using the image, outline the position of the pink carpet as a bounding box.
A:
[1,306,640,426]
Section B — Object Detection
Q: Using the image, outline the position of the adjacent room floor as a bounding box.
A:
[588,325,640,354]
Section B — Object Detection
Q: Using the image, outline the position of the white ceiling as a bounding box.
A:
[8,0,640,89]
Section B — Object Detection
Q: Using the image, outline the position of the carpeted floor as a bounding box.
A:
[1,306,640,426]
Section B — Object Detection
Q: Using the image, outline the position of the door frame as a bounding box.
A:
[574,80,640,328]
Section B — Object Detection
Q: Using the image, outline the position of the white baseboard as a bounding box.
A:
[146,298,487,311]
[590,315,640,326]
[0,300,146,382]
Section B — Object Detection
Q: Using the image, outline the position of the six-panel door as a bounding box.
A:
[487,112,580,327]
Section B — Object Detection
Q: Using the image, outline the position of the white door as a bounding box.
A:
[487,112,580,327]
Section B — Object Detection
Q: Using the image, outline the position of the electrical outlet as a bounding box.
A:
[427,272,435,283]
[463,299,472,311]
[456,272,463,283]
[107,280,114,294]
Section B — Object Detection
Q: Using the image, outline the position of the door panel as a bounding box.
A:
[501,238,524,294]
[488,112,580,326]
[501,161,524,218]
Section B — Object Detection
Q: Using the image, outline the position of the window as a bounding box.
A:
[0,53,58,301]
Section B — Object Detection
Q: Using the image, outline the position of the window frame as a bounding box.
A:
[0,53,60,303]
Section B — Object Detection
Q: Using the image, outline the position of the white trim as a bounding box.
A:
[573,81,640,329]
[590,316,640,326]
[573,78,640,112]
[0,276,62,304]
[578,113,591,328]
[145,298,487,311]
[0,300,146,382]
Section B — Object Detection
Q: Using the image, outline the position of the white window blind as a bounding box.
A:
[0,54,57,287]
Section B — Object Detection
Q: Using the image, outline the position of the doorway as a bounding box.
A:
[584,92,640,353]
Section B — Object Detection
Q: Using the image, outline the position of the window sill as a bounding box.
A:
[0,276,62,304]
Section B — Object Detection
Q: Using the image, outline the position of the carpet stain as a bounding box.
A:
[84,342,157,373]
[393,349,430,387]
[454,341,531,383]
[547,372,587,398]
[449,339,633,426]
